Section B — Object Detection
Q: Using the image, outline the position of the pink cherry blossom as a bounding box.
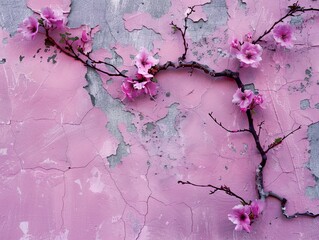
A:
[236,42,263,68]
[41,7,65,29]
[121,78,142,100]
[273,24,294,49]
[250,199,265,219]
[231,38,240,50]
[134,79,157,96]
[253,94,263,106]
[144,81,157,96]
[18,16,39,40]
[232,88,255,112]
[133,81,147,90]
[135,48,159,78]
[251,94,265,109]
[121,76,158,100]
[230,38,241,55]
[80,28,92,53]
[244,32,253,43]
[228,205,251,233]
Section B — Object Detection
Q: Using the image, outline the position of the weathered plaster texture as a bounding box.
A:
[0,0,30,35]
[68,0,168,50]
[0,0,319,239]
[306,122,319,198]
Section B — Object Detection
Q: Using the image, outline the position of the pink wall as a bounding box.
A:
[0,0,319,239]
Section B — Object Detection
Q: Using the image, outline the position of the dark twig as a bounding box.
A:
[268,191,319,219]
[178,180,249,205]
[41,2,319,223]
[82,51,126,77]
[208,112,250,133]
[265,125,302,153]
[170,5,201,61]
[165,4,319,221]
[45,30,127,78]
[257,121,265,137]
[155,61,243,88]
[253,3,319,44]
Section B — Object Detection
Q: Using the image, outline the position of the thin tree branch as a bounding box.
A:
[155,61,243,88]
[253,3,319,44]
[265,125,302,153]
[44,30,127,77]
[257,121,265,137]
[268,191,319,219]
[178,180,249,205]
[208,112,250,133]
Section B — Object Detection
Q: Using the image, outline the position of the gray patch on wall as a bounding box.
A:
[156,103,179,138]
[187,0,228,41]
[0,0,31,35]
[300,99,310,110]
[84,68,136,167]
[68,0,169,50]
[306,122,319,199]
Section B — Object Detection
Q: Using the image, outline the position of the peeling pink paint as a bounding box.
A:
[1,0,319,239]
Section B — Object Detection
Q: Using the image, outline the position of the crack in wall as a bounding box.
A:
[68,0,170,50]
[140,103,182,161]
[187,0,228,42]
[84,69,135,167]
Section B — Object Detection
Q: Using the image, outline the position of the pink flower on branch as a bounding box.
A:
[232,88,254,112]
[228,205,251,233]
[244,32,253,43]
[18,16,39,40]
[272,24,295,49]
[81,29,91,43]
[251,93,265,109]
[41,7,66,29]
[121,75,158,100]
[250,199,265,219]
[135,48,159,78]
[228,200,264,233]
[80,28,92,53]
[230,38,241,55]
[121,78,142,100]
[232,88,265,112]
[236,42,263,68]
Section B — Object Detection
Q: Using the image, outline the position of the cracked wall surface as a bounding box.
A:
[0,0,319,239]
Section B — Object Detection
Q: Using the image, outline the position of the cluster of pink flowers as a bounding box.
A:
[232,88,264,112]
[18,7,93,54]
[230,33,263,68]
[40,7,65,29]
[228,199,264,233]
[18,7,66,40]
[272,24,295,49]
[230,24,294,68]
[121,48,159,100]
[17,16,39,40]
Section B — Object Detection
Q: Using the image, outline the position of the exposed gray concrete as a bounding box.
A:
[187,0,228,42]
[0,0,31,35]
[306,122,319,198]
[85,68,135,167]
[156,103,179,138]
[300,99,310,110]
[68,0,168,51]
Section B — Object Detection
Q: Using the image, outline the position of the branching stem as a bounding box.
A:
[208,112,250,133]
[41,1,319,222]
[178,180,249,205]
[253,4,319,44]
[44,29,127,78]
